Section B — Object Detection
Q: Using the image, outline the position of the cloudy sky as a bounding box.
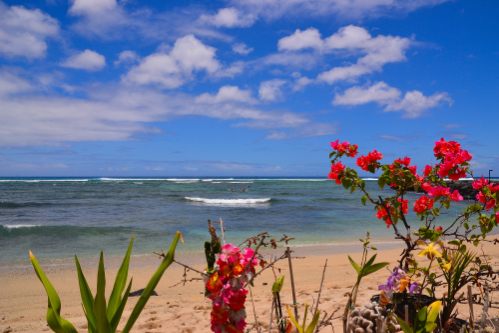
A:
[0,0,497,177]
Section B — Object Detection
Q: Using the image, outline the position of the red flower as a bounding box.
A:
[330,140,358,157]
[356,150,383,172]
[207,272,224,294]
[228,289,248,311]
[394,157,411,167]
[423,165,432,177]
[414,195,434,213]
[473,176,489,190]
[436,226,443,232]
[328,162,346,184]
[397,198,408,214]
[450,190,463,202]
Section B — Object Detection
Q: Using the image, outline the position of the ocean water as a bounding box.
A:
[0,177,474,264]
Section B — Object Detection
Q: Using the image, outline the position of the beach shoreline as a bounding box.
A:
[2,240,499,333]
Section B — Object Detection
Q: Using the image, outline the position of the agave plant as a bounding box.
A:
[29,231,183,333]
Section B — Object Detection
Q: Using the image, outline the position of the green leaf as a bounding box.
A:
[364,254,377,269]
[304,310,321,333]
[121,231,183,333]
[329,151,335,159]
[94,251,112,333]
[378,176,386,190]
[425,323,437,333]
[342,178,352,190]
[75,256,96,333]
[464,222,469,230]
[110,278,133,333]
[107,235,134,322]
[30,251,79,333]
[426,301,441,323]
[473,240,479,247]
[414,306,428,333]
[272,276,285,296]
[348,256,361,274]
[395,316,413,333]
[368,164,376,174]
[370,246,377,250]
[362,262,389,276]
[361,195,368,206]
[287,305,303,333]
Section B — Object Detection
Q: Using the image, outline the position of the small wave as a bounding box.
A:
[0,202,53,209]
[185,197,271,205]
[2,224,42,229]
[133,182,143,184]
[212,182,222,183]
[361,178,378,181]
[228,181,253,184]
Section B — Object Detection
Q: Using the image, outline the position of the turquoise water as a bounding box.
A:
[0,177,475,263]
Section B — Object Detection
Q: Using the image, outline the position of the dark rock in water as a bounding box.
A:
[399,180,491,201]
[129,288,158,297]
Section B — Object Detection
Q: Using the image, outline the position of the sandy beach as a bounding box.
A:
[1,241,499,333]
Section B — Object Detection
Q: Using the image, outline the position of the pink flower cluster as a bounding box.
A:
[433,138,472,180]
[330,140,358,157]
[421,183,463,202]
[473,176,499,210]
[356,150,383,172]
[206,244,258,333]
[328,161,346,184]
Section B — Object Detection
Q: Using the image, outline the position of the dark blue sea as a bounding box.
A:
[0,177,474,264]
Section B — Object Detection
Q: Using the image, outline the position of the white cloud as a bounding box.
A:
[199,7,256,28]
[0,71,335,147]
[232,43,253,55]
[0,3,59,59]
[152,167,164,171]
[195,86,257,104]
[114,50,140,66]
[230,0,450,20]
[258,79,286,101]
[0,69,32,96]
[333,81,401,105]
[271,26,412,84]
[385,90,453,117]
[183,167,198,171]
[123,35,222,88]
[69,0,117,16]
[61,50,106,71]
[333,82,453,118]
[278,28,323,51]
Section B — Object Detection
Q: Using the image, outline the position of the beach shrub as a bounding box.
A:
[29,231,183,333]
[327,138,498,330]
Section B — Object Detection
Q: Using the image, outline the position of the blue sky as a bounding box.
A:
[0,0,497,177]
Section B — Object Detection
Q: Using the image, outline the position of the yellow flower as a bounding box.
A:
[441,260,452,272]
[417,242,443,260]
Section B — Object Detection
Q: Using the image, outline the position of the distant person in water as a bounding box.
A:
[241,188,247,192]
[228,188,234,191]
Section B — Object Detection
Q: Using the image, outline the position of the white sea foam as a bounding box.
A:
[133,182,143,184]
[228,181,253,184]
[2,224,42,229]
[185,197,271,205]
[99,178,165,181]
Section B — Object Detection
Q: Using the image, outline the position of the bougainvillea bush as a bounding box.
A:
[328,138,499,331]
